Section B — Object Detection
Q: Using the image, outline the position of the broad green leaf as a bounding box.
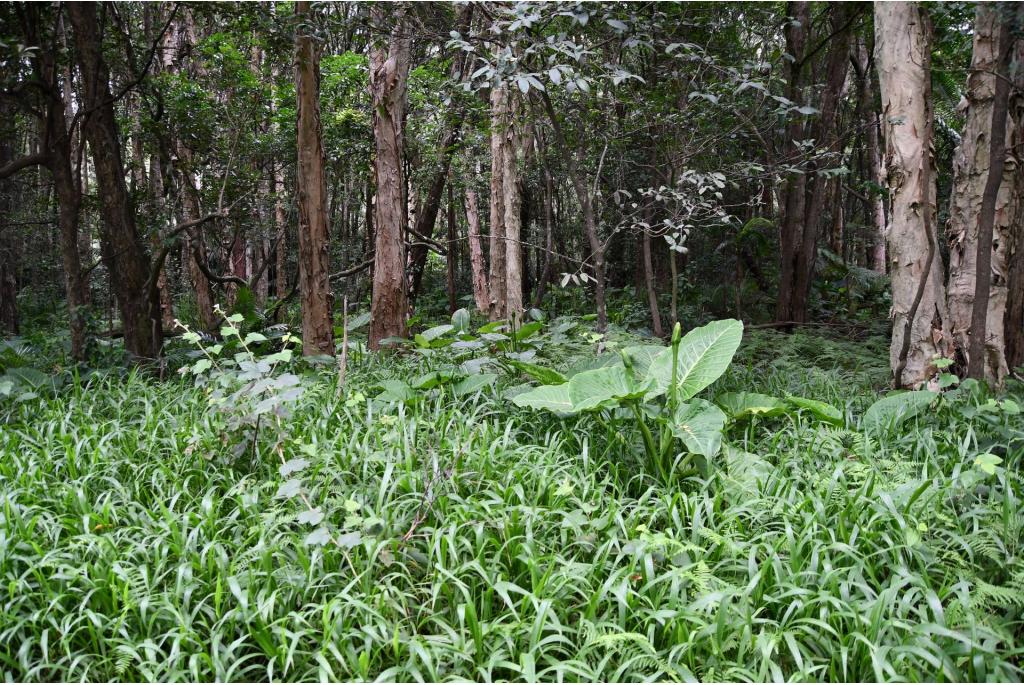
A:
[512,383,573,413]
[412,369,459,390]
[453,373,498,396]
[786,395,844,426]
[243,332,267,344]
[192,358,212,375]
[506,359,567,385]
[861,390,937,432]
[644,319,743,401]
[568,364,650,411]
[420,324,454,342]
[337,531,363,548]
[477,321,506,334]
[376,380,414,403]
[0,379,13,396]
[451,308,471,333]
[973,452,1002,475]
[346,311,371,331]
[672,399,726,458]
[716,391,787,419]
[621,344,668,381]
[514,322,543,341]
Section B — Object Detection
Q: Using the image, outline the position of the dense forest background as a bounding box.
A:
[0,1,1020,388]
[2,2,1024,682]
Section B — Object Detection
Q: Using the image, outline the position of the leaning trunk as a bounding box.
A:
[69,2,160,361]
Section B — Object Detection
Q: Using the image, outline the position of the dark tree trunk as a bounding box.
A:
[446,182,457,313]
[68,2,160,361]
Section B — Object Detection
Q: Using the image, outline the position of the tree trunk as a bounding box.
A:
[1005,8,1024,375]
[367,5,411,349]
[947,3,1014,384]
[148,154,176,330]
[177,147,218,331]
[502,92,524,322]
[531,163,555,309]
[775,1,811,326]
[875,1,950,389]
[69,2,160,361]
[274,161,289,309]
[0,105,18,335]
[642,226,663,338]
[466,186,489,313]
[446,182,457,314]
[294,0,334,355]
[790,4,855,322]
[487,87,509,321]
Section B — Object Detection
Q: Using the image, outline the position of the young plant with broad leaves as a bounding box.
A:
[514,319,743,482]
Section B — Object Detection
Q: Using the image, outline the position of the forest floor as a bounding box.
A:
[1,315,1022,681]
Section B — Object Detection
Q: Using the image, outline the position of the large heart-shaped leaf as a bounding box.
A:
[506,359,567,385]
[568,364,650,412]
[622,344,668,381]
[786,395,844,426]
[716,391,787,419]
[645,320,743,401]
[861,390,937,432]
[671,399,727,458]
[512,383,573,413]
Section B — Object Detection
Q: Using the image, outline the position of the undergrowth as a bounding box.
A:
[1,323,1022,681]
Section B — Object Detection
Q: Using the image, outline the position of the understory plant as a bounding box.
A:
[514,319,743,482]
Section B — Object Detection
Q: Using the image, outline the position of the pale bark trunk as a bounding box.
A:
[466,186,489,313]
[875,0,950,389]
[502,91,524,322]
[488,87,509,321]
[946,3,1013,384]
[368,5,411,349]
[294,0,334,355]
[149,154,176,330]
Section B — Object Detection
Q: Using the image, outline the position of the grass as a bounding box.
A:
[1,322,1022,682]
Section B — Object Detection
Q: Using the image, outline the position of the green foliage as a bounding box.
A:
[2,318,1022,682]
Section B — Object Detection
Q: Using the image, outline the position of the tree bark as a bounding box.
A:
[487,86,509,321]
[501,90,524,322]
[294,0,334,355]
[775,1,811,326]
[465,186,489,313]
[875,1,950,389]
[1005,7,1024,375]
[446,182,457,313]
[948,3,1014,384]
[367,5,411,349]
[69,2,160,361]
[0,104,18,335]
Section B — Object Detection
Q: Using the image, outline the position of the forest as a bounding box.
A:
[0,1,1023,681]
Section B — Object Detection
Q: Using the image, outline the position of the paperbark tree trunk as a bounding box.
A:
[368,5,411,349]
[69,1,160,361]
[875,1,950,389]
[466,186,489,313]
[947,3,1014,384]
[487,87,509,321]
[966,10,1013,383]
[501,91,524,322]
[294,0,334,355]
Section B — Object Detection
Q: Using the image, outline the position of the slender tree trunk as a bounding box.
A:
[0,105,18,335]
[177,147,218,331]
[948,3,1014,384]
[148,154,176,330]
[274,161,288,307]
[791,4,855,322]
[294,0,334,355]
[531,163,555,309]
[367,5,411,349]
[775,1,810,326]
[642,226,663,338]
[466,186,488,313]
[69,2,160,361]
[502,92,524,322]
[446,182,457,313]
[875,1,950,389]
[487,87,509,321]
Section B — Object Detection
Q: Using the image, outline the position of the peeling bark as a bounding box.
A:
[875,1,950,388]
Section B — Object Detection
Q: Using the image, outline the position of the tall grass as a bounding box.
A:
[1,329,1021,681]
